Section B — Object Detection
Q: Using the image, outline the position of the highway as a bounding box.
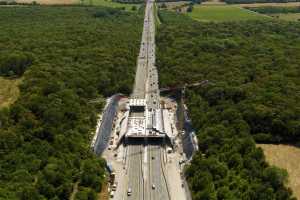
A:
[148,144,169,200]
[127,144,144,200]
[125,0,171,199]
[125,141,170,200]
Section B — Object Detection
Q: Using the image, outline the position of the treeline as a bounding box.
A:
[112,0,143,4]
[0,0,39,5]
[112,0,189,4]
[157,11,299,199]
[248,6,300,13]
[0,52,34,77]
[93,7,128,17]
[224,0,300,4]
[0,6,142,199]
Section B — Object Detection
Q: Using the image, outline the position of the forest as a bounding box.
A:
[157,11,300,199]
[0,6,142,199]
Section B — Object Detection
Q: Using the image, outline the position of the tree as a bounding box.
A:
[263,167,288,189]
[131,6,137,11]
[0,52,33,77]
[187,5,193,12]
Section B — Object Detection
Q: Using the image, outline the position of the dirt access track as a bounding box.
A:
[15,0,77,4]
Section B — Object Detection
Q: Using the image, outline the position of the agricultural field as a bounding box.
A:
[157,1,189,10]
[81,0,140,11]
[0,77,21,108]
[247,6,300,21]
[270,13,300,21]
[258,144,300,200]
[187,5,269,21]
[239,2,300,7]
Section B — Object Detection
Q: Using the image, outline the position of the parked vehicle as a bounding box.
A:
[112,182,117,191]
[110,172,116,184]
[152,184,156,190]
[110,191,114,198]
[127,188,132,196]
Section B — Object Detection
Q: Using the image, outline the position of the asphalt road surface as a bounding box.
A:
[148,144,170,200]
[125,142,170,200]
[126,144,144,200]
[125,0,170,199]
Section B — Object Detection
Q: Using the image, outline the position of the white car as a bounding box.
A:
[110,191,114,198]
[152,184,156,190]
[127,188,132,196]
[112,182,117,191]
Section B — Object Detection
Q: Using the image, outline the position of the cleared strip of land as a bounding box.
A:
[258,144,300,200]
[0,77,21,108]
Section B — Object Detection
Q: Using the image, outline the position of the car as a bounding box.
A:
[179,159,185,165]
[152,184,156,190]
[112,182,117,191]
[127,188,132,196]
[110,191,114,198]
